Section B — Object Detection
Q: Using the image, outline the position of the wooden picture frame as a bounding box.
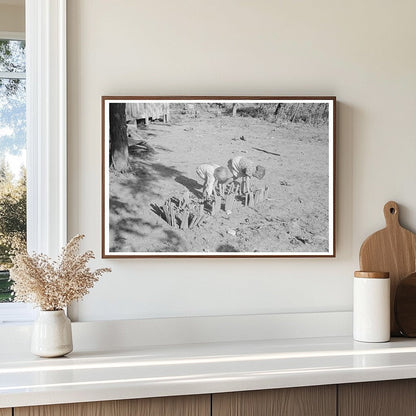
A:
[102,96,336,258]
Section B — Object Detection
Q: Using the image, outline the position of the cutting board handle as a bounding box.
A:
[384,201,400,228]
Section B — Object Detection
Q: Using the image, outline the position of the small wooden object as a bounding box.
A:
[182,191,190,208]
[241,177,248,194]
[180,211,189,230]
[264,185,269,199]
[195,214,206,227]
[199,204,204,217]
[162,203,171,225]
[189,213,198,229]
[211,195,221,216]
[225,194,235,212]
[359,201,416,336]
[254,189,262,204]
[169,204,176,227]
[215,195,222,212]
[395,272,416,337]
[354,271,389,279]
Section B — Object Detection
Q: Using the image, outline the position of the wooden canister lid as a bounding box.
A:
[354,271,390,279]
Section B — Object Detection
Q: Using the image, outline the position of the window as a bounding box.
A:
[0,35,26,303]
[0,32,34,322]
[0,32,34,323]
[0,1,67,324]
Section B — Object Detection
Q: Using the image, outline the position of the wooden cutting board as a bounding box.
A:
[359,201,416,336]
[395,272,416,337]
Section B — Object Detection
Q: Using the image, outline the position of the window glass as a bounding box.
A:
[0,39,26,303]
[0,39,25,73]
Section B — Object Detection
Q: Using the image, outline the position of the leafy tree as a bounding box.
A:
[0,39,25,72]
[0,158,14,184]
[0,161,26,269]
[0,39,27,302]
[0,39,26,156]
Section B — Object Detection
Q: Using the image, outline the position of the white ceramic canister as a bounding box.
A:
[353,271,390,342]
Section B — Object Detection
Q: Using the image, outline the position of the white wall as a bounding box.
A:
[67,0,416,322]
[0,3,24,33]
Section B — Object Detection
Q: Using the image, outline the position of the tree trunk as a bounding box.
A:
[290,103,300,123]
[274,103,281,116]
[232,103,239,117]
[109,103,129,171]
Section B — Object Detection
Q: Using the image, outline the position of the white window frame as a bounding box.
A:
[0,0,67,324]
[0,30,32,323]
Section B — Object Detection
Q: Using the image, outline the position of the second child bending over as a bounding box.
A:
[227,156,266,192]
[196,164,232,199]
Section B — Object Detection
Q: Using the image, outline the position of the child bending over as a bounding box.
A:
[196,164,232,199]
[227,156,266,192]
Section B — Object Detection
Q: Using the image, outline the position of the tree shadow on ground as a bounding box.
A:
[128,144,155,159]
[110,158,185,201]
[149,203,166,221]
[216,244,239,252]
[175,175,202,198]
[158,229,186,252]
[110,216,163,252]
[109,154,185,253]
[150,162,183,179]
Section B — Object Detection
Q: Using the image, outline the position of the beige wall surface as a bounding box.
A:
[0,4,24,33]
[67,0,416,321]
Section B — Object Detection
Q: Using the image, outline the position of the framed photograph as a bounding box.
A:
[102,96,335,258]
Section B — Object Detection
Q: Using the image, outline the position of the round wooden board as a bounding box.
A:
[395,272,416,337]
[360,201,416,335]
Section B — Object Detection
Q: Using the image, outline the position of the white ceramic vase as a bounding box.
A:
[31,310,73,357]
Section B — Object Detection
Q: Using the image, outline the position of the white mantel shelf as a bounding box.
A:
[2,335,416,409]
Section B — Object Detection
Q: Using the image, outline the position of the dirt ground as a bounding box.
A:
[109,108,330,254]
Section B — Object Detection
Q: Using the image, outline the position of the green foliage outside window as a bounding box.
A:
[0,161,26,302]
[0,38,26,303]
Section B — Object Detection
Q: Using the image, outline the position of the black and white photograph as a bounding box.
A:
[102,97,335,257]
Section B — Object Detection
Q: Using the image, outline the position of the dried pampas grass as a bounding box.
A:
[10,234,111,311]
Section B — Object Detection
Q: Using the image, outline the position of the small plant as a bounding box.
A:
[10,234,111,311]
